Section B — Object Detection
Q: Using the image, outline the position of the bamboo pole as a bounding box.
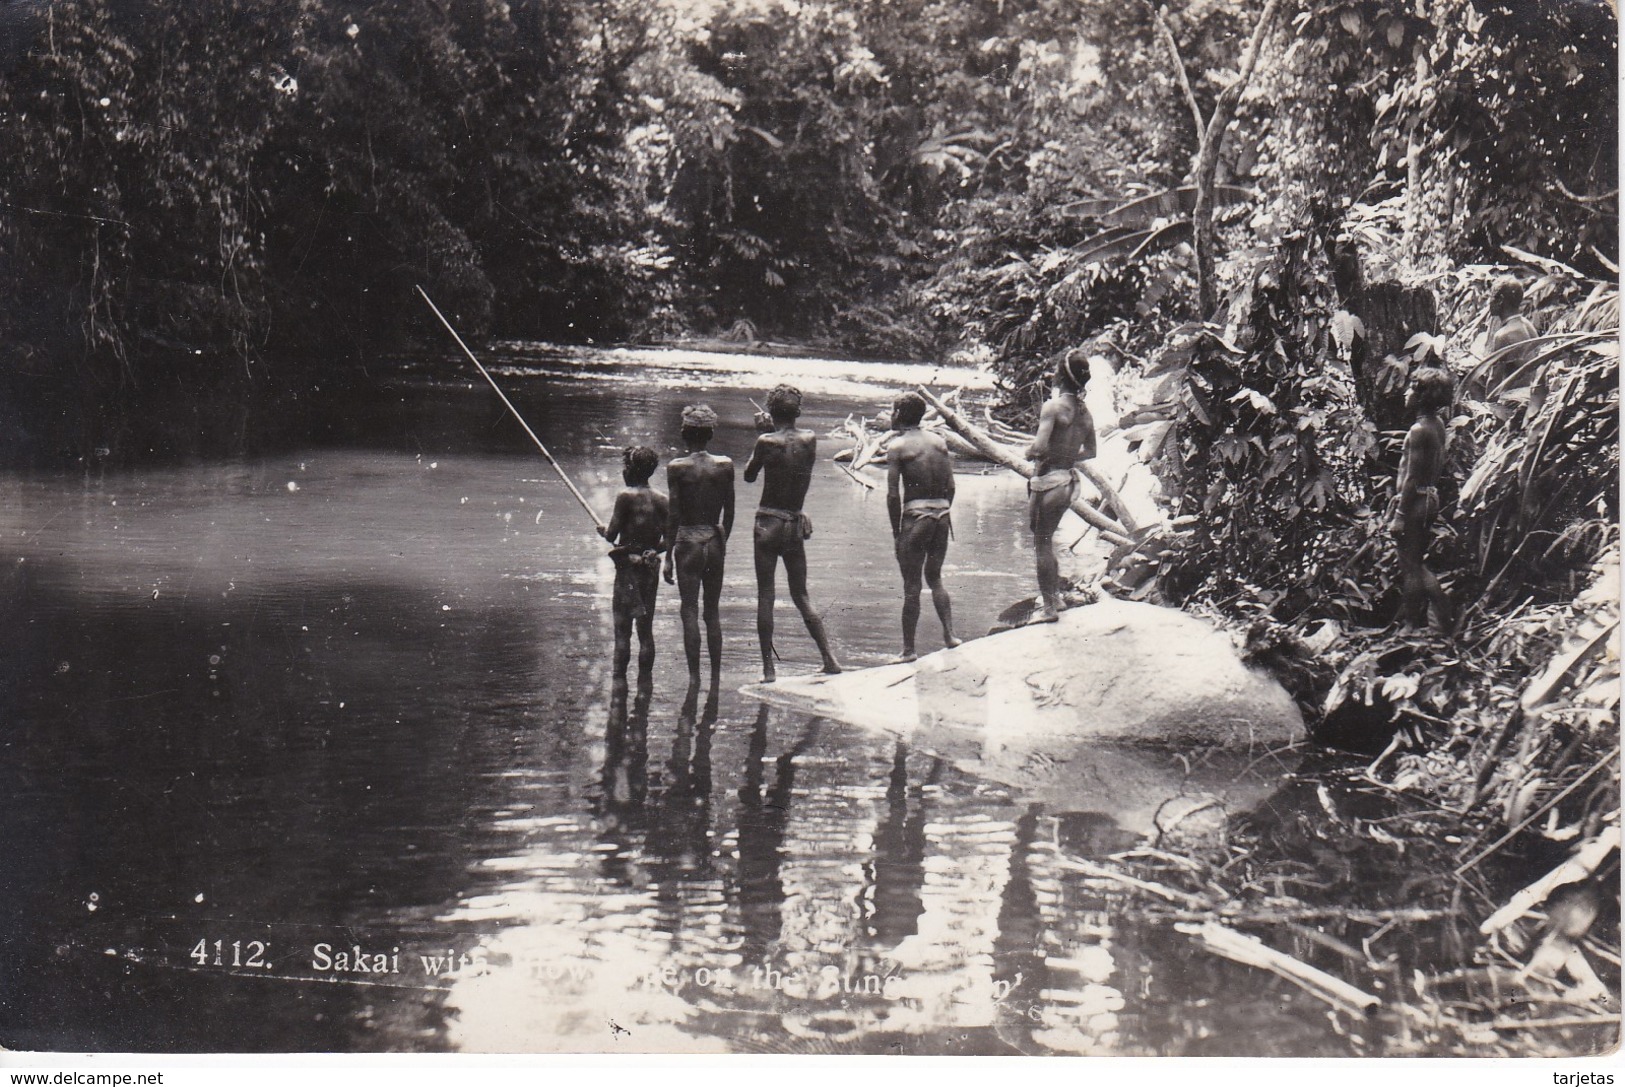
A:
[1176,920,1382,1014]
[417,286,607,532]
[1479,825,1620,936]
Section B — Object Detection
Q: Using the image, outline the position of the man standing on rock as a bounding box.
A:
[1025,350,1097,624]
[886,391,961,661]
[1390,366,1455,631]
[664,404,735,687]
[743,384,841,682]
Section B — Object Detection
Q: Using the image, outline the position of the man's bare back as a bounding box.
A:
[742,384,839,680]
[743,428,817,512]
[1029,393,1095,475]
[668,452,736,531]
[665,405,735,685]
[888,428,956,504]
[605,487,667,553]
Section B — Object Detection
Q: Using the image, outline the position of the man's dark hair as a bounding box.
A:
[623,445,659,483]
[1053,348,1090,392]
[1489,276,1524,314]
[1411,366,1454,413]
[680,424,713,447]
[766,384,803,421]
[892,392,927,429]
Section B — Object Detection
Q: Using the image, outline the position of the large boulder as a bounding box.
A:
[743,600,1304,830]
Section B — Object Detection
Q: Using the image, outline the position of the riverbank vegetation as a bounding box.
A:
[0,0,1617,1051]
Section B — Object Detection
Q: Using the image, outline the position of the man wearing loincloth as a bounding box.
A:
[664,403,735,686]
[1390,366,1454,631]
[743,384,841,682]
[886,391,962,662]
[1025,350,1097,624]
[598,445,669,688]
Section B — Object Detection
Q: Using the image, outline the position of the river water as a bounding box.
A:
[0,345,1383,1055]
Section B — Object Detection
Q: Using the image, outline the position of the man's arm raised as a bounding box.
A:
[743,435,768,484]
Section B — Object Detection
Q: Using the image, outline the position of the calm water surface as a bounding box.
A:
[1,347,1364,1055]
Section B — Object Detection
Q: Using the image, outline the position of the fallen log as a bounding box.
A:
[1079,461,1146,535]
[1176,920,1382,1015]
[917,384,1134,547]
[1479,824,1620,936]
[1052,855,1210,909]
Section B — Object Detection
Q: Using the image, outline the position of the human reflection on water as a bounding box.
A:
[645,679,718,880]
[867,744,934,946]
[733,703,819,964]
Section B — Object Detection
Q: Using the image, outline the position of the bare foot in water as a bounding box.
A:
[944,635,963,649]
[820,660,843,675]
[761,662,776,684]
[893,651,918,664]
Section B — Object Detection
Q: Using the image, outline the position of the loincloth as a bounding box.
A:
[1389,487,1440,538]
[900,497,953,540]
[610,550,662,619]
[1027,469,1076,533]
[675,523,723,545]
[673,523,725,574]
[754,506,811,554]
[1027,468,1077,496]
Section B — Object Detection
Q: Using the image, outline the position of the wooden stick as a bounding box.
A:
[417,286,607,532]
[1176,920,1382,1014]
[1053,856,1209,908]
[837,460,878,490]
[917,384,1134,546]
[1150,906,1448,925]
[1479,825,1620,936]
[1079,461,1147,535]
[1456,749,1620,875]
[1488,1014,1621,1032]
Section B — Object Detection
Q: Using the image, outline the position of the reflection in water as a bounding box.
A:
[0,350,1377,1055]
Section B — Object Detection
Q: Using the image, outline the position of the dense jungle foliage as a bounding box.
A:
[0,0,1613,450]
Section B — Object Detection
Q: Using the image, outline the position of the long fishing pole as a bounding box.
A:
[415,285,607,533]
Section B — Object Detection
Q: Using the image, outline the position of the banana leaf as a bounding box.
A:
[1061,184,1256,227]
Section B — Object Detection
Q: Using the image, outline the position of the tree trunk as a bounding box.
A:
[1193,0,1288,317]
[916,385,1135,546]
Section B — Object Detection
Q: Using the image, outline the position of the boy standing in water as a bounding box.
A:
[664,404,735,687]
[598,446,669,687]
[1024,350,1096,624]
[886,391,961,661]
[1390,367,1455,631]
[743,384,841,682]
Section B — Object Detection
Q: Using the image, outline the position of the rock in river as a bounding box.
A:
[743,600,1304,835]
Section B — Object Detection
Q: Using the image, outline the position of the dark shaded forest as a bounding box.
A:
[0,0,1613,459]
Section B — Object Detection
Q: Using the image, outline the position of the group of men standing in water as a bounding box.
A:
[604,349,1098,685]
[594,270,1542,684]
[598,352,1099,689]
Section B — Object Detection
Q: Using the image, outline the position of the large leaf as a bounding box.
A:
[1070,220,1194,268]
[1060,184,1257,228]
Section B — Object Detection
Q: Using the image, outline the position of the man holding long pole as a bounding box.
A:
[418,286,668,688]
